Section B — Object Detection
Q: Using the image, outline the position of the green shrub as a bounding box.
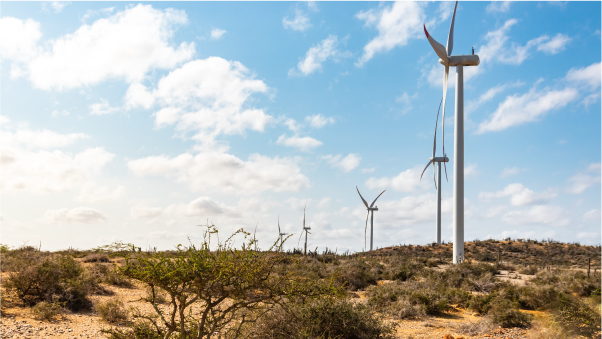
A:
[31,301,63,321]
[248,297,394,339]
[555,294,601,338]
[88,263,133,288]
[5,254,94,311]
[487,297,533,328]
[333,259,380,291]
[95,298,130,323]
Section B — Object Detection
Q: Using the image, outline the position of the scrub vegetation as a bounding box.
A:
[1,236,600,338]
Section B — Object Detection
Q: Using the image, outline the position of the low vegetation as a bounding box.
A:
[0,237,600,338]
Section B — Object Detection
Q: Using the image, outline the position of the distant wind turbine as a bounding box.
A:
[297,205,311,255]
[277,216,288,251]
[420,99,449,245]
[356,187,386,252]
[424,1,479,263]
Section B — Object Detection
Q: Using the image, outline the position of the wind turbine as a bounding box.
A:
[356,187,386,252]
[297,205,311,255]
[277,216,288,251]
[420,99,449,245]
[424,1,479,263]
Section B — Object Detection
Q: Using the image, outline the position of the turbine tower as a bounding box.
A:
[297,205,311,255]
[356,187,386,252]
[424,1,479,263]
[420,99,449,245]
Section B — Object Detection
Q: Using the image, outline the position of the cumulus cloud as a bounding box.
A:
[503,205,570,227]
[582,209,601,223]
[8,4,195,90]
[486,1,512,13]
[479,183,556,206]
[477,86,578,133]
[126,57,270,147]
[1,128,88,149]
[323,153,361,173]
[283,8,311,31]
[537,33,571,54]
[366,165,431,192]
[75,183,126,203]
[131,206,163,220]
[356,2,425,66]
[567,163,601,194]
[355,193,452,227]
[43,207,108,223]
[210,28,227,40]
[290,35,346,76]
[305,114,334,128]
[89,99,120,115]
[466,81,523,115]
[277,134,322,152]
[0,17,41,63]
[565,62,601,89]
[128,151,310,194]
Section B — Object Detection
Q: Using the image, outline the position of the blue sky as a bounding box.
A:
[1,1,600,252]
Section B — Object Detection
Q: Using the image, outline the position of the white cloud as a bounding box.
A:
[357,193,452,227]
[479,183,556,206]
[290,35,343,76]
[0,17,41,63]
[323,153,361,173]
[75,183,126,203]
[277,134,322,152]
[500,167,525,178]
[1,128,88,149]
[131,206,163,220]
[356,2,425,66]
[46,1,69,13]
[210,28,227,40]
[477,86,578,133]
[466,81,523,115]
[567,163,601,194]
[465,163,478,177]
[395,92,417,114]
[503,205,570,227]
[305,114,335,128]
[18,4,195,90]
[486,1,512,13]
[128,151,310,194]
[582,209,601,223]
[125,83,155,109]
[165,197,240,218]
[89,98,119,115]
[43,207,108,224]
[317,197,332,209]
[565,62,601,89]
[537,33,571,54]
[577,232,600,241]
[366,165,430,192]
[127,57,271,147]
[283,8,311,31]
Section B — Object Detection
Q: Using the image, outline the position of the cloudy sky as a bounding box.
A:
[1,1,600,252]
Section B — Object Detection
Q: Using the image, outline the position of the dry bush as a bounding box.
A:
[518,265,539,275]
[31,301,64,321]
[5,254,94,311]
[95,298,130,323]
[83,253,110,263]
[87,263,133,288]
[331,258,381,291]
[248,297,394,339]
[455,318,495,336]
[487,297,533,328]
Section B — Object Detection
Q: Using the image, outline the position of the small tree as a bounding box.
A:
[111,227,340,339]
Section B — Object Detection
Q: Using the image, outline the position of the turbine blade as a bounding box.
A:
[303,204,306,229]
[356,186,369,209]
[433,162,437,190]
[447,1,458,56]
[278,216,281,234]
[442,66,449,160]
[432,98,442,158]
[424,24,449,63]
[444,160,449,181]
[298,231,303,246]
[370,190,386,207]
[420,160,434,181]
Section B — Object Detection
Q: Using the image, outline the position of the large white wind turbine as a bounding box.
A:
[420,99,449,245]
[297,205,311,255]
[356,187,386,252]
[424,1,479,263]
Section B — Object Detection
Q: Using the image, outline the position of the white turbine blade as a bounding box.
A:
[356,186,369,209]
[303,204,306,229]
[278,216,281,234]
[447,1,458,56]
[432,98,443,158]
[442,66,449,158]
[420,160,434,181]
[424,24,449,63]
[298,231,303,246]
[370,190,386,208]
[433,162,437,190]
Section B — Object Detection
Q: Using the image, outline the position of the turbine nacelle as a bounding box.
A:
[438,55,480,67]
[430,156,449,163]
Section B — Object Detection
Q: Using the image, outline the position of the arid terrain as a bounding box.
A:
[1,238,600,339]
